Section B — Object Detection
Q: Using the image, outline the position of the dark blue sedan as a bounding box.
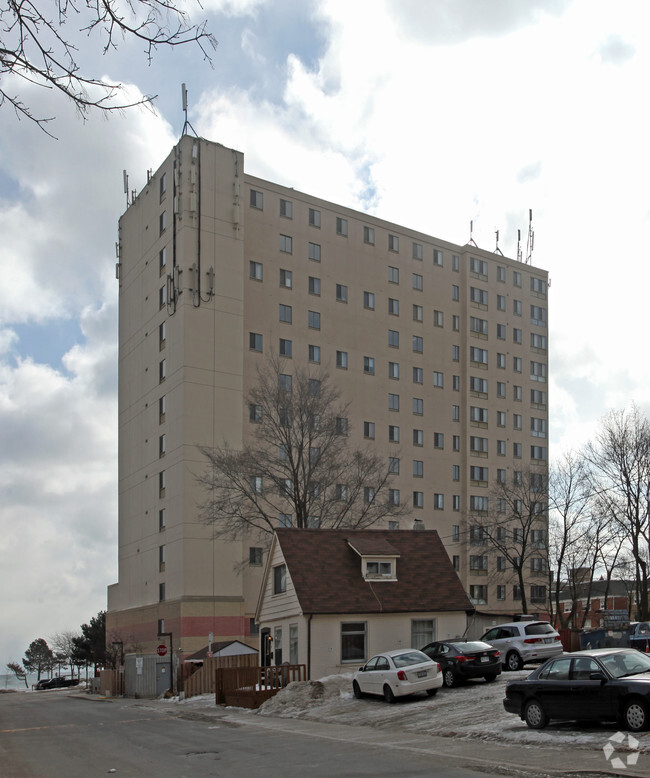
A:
[503,648,650,731]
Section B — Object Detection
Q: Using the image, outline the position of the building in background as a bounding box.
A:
[107,135,549,658]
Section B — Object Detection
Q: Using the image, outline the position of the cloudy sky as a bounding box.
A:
[1,0,649,666]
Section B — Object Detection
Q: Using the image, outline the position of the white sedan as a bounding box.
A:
[352,649,443,702]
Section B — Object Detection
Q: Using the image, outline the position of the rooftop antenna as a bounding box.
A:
[516,229,523,263]
[468,219,478,247]
[181,83,198,137]
[494,229,503,256]
[123,169,129,208]
[525,209,535,264]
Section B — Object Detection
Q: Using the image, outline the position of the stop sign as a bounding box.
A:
[157,644,167,656]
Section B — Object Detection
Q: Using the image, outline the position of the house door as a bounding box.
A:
[260,629,272,666]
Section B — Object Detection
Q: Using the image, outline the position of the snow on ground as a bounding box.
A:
[167,670,650,754]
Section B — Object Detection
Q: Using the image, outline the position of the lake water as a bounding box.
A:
[0,672,38,691]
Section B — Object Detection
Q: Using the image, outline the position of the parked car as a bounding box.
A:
[35,676,79,689]
[480,621,563,671]
[352,649,443,703]
[421,640,501,687]
[503,648,650,731]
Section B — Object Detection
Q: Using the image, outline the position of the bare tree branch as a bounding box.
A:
[0,0,217,132]
[197,355,407,542]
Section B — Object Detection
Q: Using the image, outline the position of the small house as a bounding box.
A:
[256,528,474,679]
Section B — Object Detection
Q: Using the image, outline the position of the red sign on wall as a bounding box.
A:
[157,644,168,656]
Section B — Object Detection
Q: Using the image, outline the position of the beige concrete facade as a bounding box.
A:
[107,135,549,658]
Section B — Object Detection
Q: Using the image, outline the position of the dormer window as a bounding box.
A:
[366,561,393,578]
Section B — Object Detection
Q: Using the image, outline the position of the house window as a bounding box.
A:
[279,304,292,323]
[453,555,460,570]
[388,298,399,315]
[388,489,400,506]
[433,371,443,388]
[497,294,506,311]
[388,361,399,379]
[308,208,321,228]
[336,283,348,302]
[159,508,166,531]
[363,225,375,244]
[434,493,444,510]
[364,291,375,310]
[273,564,287,594]
[159,210,167,235]
[388,329,399,347]
[412,336,423,353]
[309,242,321,261]
[366,561,393,577]
[249,547,263,566]
[279,513,292,527]
[413,460,423,478]
[159,544,166,571]
[280,268,292,288]
[413,429,424,446]
[159,470,166,498]
[388,457,400,474]
[412,397,423,415]
[336,350,348,369]
[249,403,262,423]
[363,356,375,375]
[412,273,423,291]
[159,246,167,272]
[413,242,423,260]
[413,304,423,322]
[278,373,292,392]
[411,619,435,650]
[413,491,423,508]
[364,421,375,439]
[249,332,263,352]
[434,310,444,327]
[412,367,423,384]
[159,321,166,349]
[159,359,166,383]
[433,249,443,266]
[309,276,321,296]
[308,311,321,329]
[389,426,400,443]
[364,487,375,503]
[159,583,166,602]
[497,585,506,601]
[250,189,263,209]
[388,394,399,411]
[280,199,293,218]
[290,624,299,664]
[309,344,321,363]
[388,266,399,284]
[274,627,283,665]
[341,622,366,662]
[452,525,460,542]
[336,217,348,236]
[159,434,166,457]
[388,234,399,252]
[433,432,444,449]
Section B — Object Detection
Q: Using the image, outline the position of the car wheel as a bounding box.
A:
[506,651,523,672]
[383,684,396,703]
[623,699,649,732]
[524,699,548,730]
[426,688,438,697]
[483,674,498,683]
[352,680,364,699]
[443,668,457,688]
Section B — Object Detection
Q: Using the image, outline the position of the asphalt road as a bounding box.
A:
[0,690,512,778]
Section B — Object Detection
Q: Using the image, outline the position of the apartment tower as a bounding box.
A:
[107,135,549,656]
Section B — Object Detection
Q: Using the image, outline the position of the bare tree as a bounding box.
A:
[585,405,650,620]
[197,357,407,541]
[50,630,80,678]
[477,468,549,615]
[1,0,217,133]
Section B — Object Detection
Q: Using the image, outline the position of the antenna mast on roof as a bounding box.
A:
[123,169,129,208]
[494,229,503,256]
[516,229,523,263]
[468,220,478,247]
[181,83,198,138]
[525,209,535,264]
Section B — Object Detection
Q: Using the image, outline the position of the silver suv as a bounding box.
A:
[480,621,563,671]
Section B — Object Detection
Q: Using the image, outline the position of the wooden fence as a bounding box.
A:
[216,664,307,708]
[184,654,258,699]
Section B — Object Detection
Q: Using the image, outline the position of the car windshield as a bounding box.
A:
[601,651,650,678]
[450,641,492,652]
[524,622,555,636]
[392,650,431,668]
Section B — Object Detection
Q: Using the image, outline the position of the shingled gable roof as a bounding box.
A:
[273,528,473,615]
